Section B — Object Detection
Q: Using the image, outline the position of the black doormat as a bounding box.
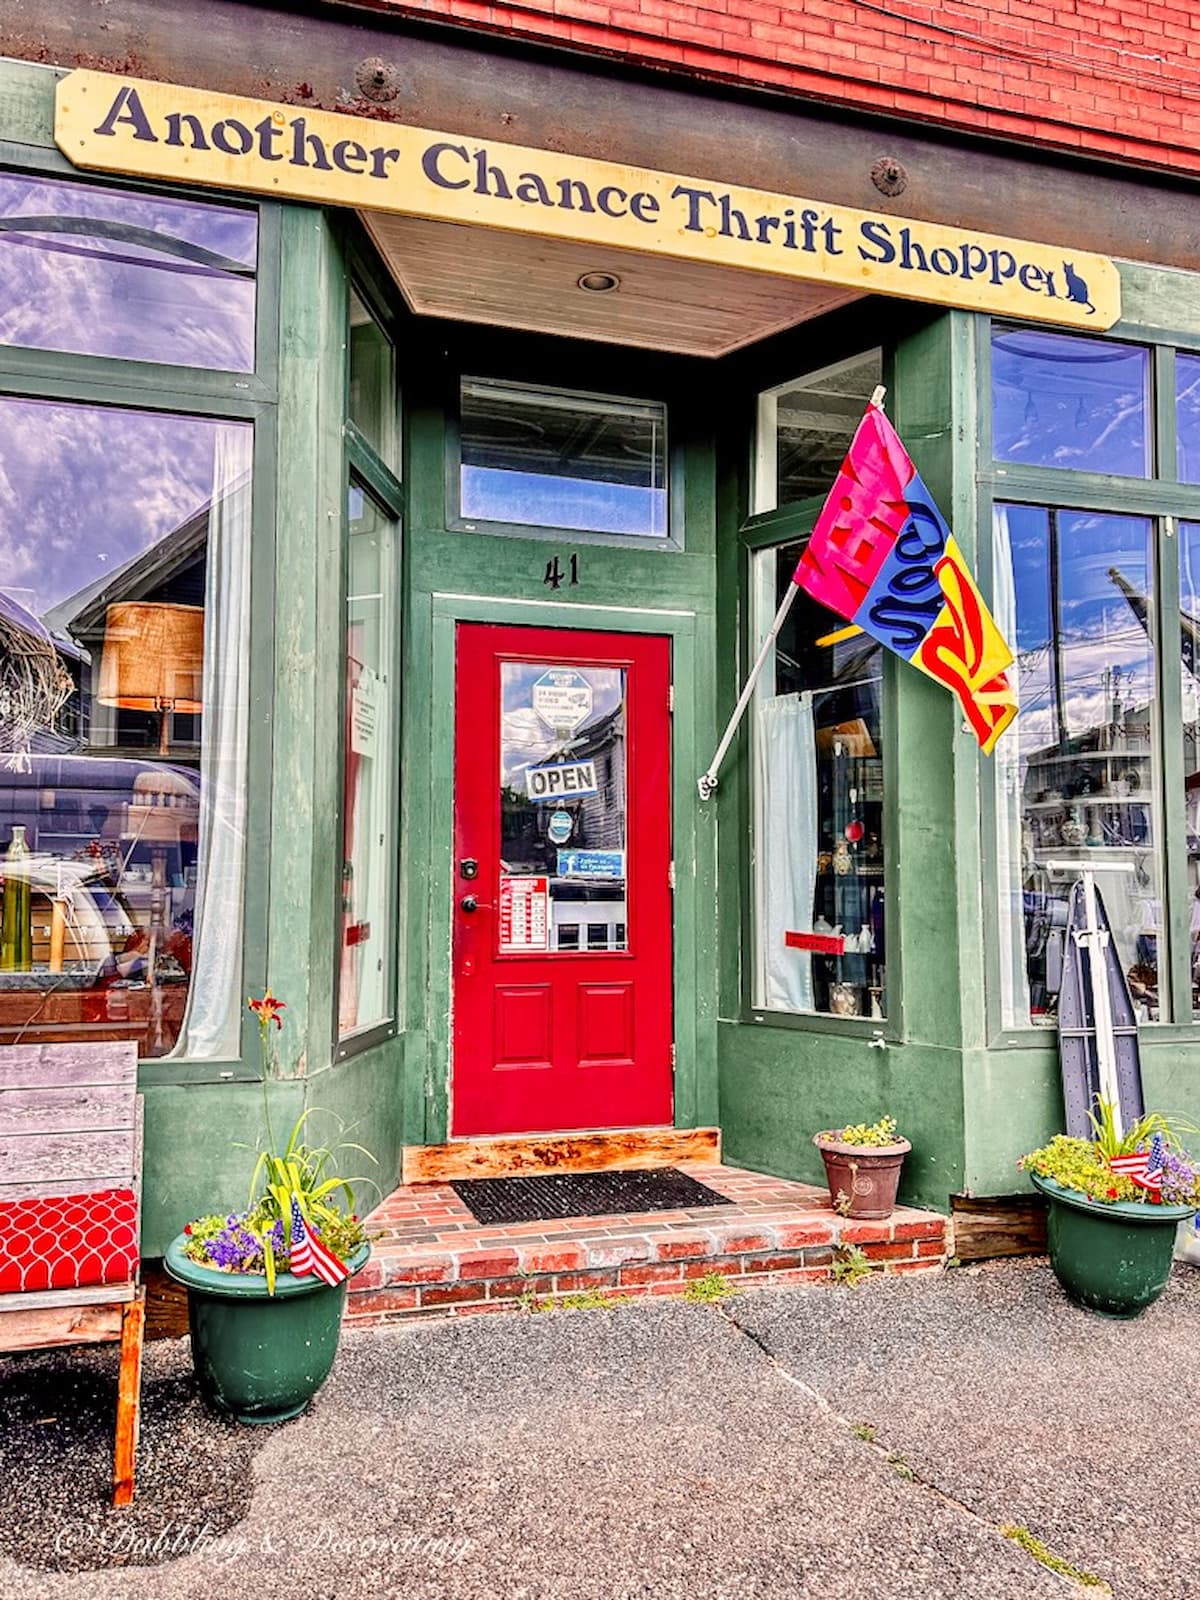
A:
[450,1167,734,1226]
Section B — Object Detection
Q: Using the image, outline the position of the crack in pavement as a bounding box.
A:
[717,1298,1112,1598]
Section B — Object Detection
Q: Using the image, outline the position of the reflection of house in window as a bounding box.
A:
[572,706,625,852]
[44,498,210,763]
[548,703,627,952]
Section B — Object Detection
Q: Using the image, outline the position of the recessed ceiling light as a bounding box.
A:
[577,271,621,293]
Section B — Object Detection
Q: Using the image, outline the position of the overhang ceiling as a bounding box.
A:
[360,211,863,358]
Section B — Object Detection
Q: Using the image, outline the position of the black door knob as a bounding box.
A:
[460,895,479,913]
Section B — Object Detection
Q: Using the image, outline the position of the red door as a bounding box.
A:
[452,624,673,1137]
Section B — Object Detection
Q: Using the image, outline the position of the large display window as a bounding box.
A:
[0,399,251,1057]
[0,169,264,1063]
[990,324,1200,1029]
[750,538,888,1020]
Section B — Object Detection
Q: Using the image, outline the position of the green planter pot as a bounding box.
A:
[165,1234,370,1423]
[1030,1171,1194,1319]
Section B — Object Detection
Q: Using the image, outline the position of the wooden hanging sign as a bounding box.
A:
[55,70,1122,329]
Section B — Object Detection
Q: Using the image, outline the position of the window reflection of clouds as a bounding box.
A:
[1006,506,1154,752]
[1177,355,1200,485]
[500,664,623,786]
[0,398,226,622]
[992,327,1149,478]
[0,172,256,370]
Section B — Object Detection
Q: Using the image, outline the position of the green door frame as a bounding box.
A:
[421,592,708,1145]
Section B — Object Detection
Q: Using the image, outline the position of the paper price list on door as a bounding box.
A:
[499,875,550,953]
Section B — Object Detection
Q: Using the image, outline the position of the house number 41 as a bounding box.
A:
[543,553,580,590]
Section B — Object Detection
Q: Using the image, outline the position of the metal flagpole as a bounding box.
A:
[698,579,800,798]
[697,386,886,799]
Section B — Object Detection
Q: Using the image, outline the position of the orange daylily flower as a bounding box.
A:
[248,989,287,1030]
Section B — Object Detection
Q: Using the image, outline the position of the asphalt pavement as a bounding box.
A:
[1,1258,1196,1600]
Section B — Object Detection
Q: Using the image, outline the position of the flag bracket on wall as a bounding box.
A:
[697,388,1017,799]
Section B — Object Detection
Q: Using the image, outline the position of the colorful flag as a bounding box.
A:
[289,1196,350,1286]
[794,400,1017,754]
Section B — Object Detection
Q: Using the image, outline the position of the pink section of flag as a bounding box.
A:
[289,1196,350,1286]
[791,401,912,621]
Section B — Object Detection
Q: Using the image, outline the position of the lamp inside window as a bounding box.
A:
[98,602,205,755]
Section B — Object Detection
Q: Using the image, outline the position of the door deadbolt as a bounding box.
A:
[460,857,479,879]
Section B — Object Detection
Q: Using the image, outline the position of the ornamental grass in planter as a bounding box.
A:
[813,1115,911,1219]
[165,991,376,1423]
[1021,1101,1200,1320]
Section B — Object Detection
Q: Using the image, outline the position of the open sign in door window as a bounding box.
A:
[500,662,628,954]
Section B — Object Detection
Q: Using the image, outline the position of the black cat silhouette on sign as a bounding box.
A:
[1062,262,1097,315]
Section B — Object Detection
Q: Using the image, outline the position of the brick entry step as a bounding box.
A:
[346,1164,952,1325]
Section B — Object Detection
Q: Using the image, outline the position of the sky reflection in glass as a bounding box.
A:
[1177,354,1200,484]
[0,172,256,370]
[992,326,1149,477]
[1005,505,1154,753]
[460,380,667,538]
[0,396,236,626]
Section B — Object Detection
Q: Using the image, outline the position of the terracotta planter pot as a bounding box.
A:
[813,1134,911,1219]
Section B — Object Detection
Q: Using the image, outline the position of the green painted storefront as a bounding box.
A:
[4,52,1200,1254]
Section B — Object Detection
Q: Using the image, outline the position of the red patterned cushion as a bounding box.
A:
[0,1190,139,1294]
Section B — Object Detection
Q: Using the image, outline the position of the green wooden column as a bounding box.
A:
[267,207,347,1076]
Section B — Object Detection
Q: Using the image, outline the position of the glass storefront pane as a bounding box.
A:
[992,326,1150,477]
[753,541,887,1019]
[348,286,397,467]
[460,379,667,538]
[753,350,882,514]
[339,483,398,1039]
[994,504,1164,1026]
[0,171,257,370]
[1178,521,1200,1016]
[498,662,627,953]
[1177,353,1200,484]
[0,398,252,1057]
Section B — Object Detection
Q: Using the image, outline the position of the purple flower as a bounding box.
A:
[1157,1147,1199,1207]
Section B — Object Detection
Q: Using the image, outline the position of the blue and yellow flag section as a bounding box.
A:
[55,71,1122,330]
[797,403,1017,755]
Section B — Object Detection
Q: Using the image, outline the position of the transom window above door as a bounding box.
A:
[457,378,668,540]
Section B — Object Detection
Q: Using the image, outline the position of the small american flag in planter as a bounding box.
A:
[1110,1133,1167,1194]
[289,1196,349,1286]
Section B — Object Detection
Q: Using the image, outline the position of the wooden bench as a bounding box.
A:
[0,1042,145,1506]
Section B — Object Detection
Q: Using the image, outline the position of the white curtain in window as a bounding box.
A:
[993,504,1032,1027]
[172,423,252,1059]
[758,692,817,1011]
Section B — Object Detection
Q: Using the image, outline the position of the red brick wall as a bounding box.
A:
[359,0,1200,175]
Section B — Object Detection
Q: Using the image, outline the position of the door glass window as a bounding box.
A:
[498,662,627,953]
[460,380,667,538]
